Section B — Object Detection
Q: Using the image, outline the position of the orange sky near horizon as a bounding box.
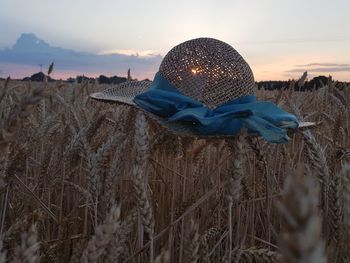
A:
[2,60,349,82]
[1,0,349,82]
[0,62,158,81]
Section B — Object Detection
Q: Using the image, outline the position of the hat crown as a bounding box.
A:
[159,38,255,108]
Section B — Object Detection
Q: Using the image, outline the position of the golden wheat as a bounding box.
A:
[0,77,349,262]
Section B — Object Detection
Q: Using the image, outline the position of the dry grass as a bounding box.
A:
[0,77,349,262]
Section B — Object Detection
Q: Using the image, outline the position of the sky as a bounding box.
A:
[0,0,350,81]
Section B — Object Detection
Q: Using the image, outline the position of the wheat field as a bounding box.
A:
[0,77,349,263]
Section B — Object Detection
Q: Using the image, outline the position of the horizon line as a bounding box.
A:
[2,70,348,84]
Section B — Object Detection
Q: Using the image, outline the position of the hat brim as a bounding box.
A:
[90,80,150,106]
[90,81,317,138]
[90,81,214,137]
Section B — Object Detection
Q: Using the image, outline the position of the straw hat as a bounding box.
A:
[90,37,314,138]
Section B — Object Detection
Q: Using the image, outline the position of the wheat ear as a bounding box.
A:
[341,163,350,230]
[240,246,281,262]
[328,166,343,245]
[303,131,330,202]
[133,112,155,260]
[12,224,39,263]
[81,205,121,263]
[103,209,137,262]
[199,227,222,263]
[278,169,326,263]
[340,163,350,262]
[226,134,246,203]
[153,249,170,263]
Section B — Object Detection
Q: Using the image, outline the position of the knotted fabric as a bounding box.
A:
[133,72,299,143]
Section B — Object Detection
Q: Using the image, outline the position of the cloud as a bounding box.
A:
[287,61,350,74]
[294,63,350,67]
[0,33,162,79]
[287,67,350,73]
[98,49,157,58]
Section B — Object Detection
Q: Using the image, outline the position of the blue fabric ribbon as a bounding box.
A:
[133,72,299,143]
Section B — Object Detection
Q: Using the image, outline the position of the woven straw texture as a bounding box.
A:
[90,37,260,137]
[90,38,314,137]
[159,37,256,108]
[90,80,151,105]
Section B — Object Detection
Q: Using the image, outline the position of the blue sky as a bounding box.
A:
[0,0,350,80]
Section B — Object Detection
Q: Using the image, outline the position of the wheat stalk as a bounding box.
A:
[225,133,246,262]
[0,237,7,263]
[69,240,87,263]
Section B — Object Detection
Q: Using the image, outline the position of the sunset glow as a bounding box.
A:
[0,0,349,81]
[98,49,157,58]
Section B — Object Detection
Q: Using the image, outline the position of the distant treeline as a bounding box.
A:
[257,76,349,91]
[2,72,348,91]
[17,72,151,84]
[68,74,129,84]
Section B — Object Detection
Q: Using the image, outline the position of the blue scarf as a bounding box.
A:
[133,72,299,143]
